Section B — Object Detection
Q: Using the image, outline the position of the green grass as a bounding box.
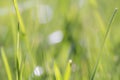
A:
[90,8,118,80]
[1,48,12,80]
[0,0,120,80]
[13,0,26,34]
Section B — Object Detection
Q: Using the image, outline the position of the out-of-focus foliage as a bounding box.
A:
[0,0,120,80]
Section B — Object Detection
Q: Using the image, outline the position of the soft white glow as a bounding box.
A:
[37,5,53,24]
[0,1,53,24]
[0,7,9,16]
[0,1,34,16]
[69,59,72,64]
[34,66,43,76]
[48,30,63,44]
[79,0,85,8]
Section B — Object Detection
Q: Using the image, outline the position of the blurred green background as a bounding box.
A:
[0,0,120,80]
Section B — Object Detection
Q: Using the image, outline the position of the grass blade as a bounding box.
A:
[90,8,118,80]
[54,62,62,80]
[64,60,72,80]
[13,1,36,67]
[16,23,22,80]
[13,0,26,34]
[1,48,12,80]
[102,8,118,47]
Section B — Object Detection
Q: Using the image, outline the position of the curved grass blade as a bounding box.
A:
[54,62,62,80]
[13,0,26,34]
[13,1,36,67]
[1,48,12,80]
[64,60,72,80]
[90,8,118,80]
[13,0,37,67]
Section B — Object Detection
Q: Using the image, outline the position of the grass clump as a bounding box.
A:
[0,0,120,80]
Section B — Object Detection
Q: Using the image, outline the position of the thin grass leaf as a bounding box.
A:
[102,8,118,47]
[64,60,72,80]
[13,2,36,67]
[1,48,12,80]
[90,8,118,80]
[16,23,23,80]
[19,55,26,80]
[13,0,26,34]
[16,23,20,80]
[54,62,62,80]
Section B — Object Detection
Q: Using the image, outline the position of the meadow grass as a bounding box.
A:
[90,8,118,80]
[0,0,120,80]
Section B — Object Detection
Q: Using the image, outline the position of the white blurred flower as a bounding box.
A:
[48,30,63,44]
[34,66,43,76]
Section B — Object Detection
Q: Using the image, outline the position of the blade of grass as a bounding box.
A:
[102,8,118,47]
[13,0,26,34]
[90,8,118,80]
[13,0,36,76]
[64,59,72,80]
[16,23,19,80]
[1,48,12,80]
[16,23,22,80]
[13,0,36,67]
[54,62,62,80]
